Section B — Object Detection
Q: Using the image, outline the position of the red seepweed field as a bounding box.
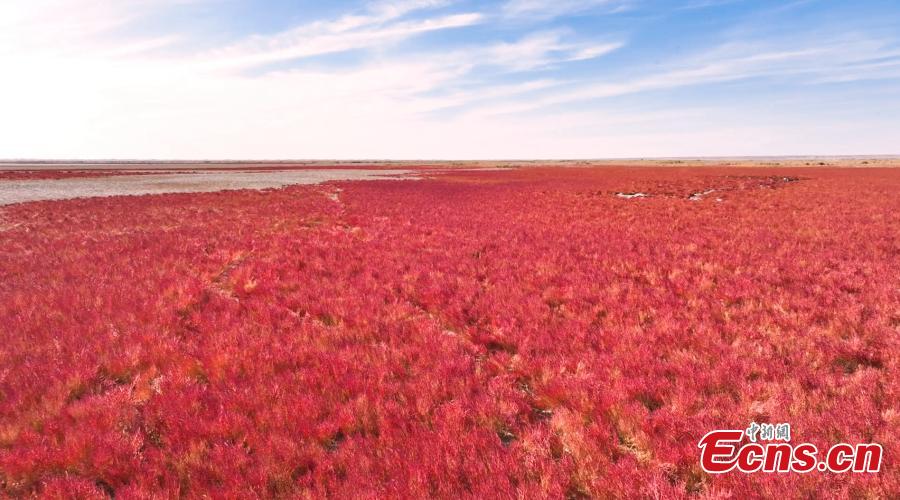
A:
[1,166,898,497]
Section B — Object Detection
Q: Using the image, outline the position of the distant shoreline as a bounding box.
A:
[1,156,899,170]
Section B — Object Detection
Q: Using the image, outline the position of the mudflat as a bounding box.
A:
[0,169,413,205]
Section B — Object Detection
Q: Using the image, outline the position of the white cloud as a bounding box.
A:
[460,34,900,118]
[368,0,452,20]
[205,13,484,69]
[479,31,622,70]
[200,0,481,69]
[503,0,628,19]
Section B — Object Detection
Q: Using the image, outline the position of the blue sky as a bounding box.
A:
[0,0,898,159]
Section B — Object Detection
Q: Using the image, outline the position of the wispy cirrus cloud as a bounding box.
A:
[461,32,900,118]
[678,0,745,10]
[502,0,631,19]
[205,12,484,69]
[478,31,623,71]
[408,29,624,78]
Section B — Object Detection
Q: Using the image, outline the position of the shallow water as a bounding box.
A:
[0,169,413,205]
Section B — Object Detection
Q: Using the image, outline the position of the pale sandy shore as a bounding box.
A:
[0,170,413,206]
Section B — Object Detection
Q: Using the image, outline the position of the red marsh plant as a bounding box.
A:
[0,166,897,497]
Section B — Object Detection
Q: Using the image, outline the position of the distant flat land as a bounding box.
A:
[1,156,898,171]
[0,157,896,205]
